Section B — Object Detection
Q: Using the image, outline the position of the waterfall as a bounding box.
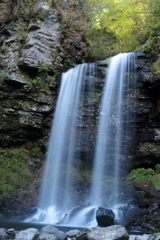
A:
[90,52,136,212]
[26,52,137,227]
[27,63,96,224]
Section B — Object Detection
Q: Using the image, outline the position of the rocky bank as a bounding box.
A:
[0,224,160,240]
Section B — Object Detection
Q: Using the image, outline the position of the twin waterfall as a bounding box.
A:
[29,53,136,227]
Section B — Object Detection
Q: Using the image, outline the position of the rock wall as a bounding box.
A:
[134,52,160,168]
[0,3,87,148]
[0,3,89,219]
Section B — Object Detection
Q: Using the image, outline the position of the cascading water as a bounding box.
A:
[90,52,137,221]
[26,52,137,227]
[27,63,96,224]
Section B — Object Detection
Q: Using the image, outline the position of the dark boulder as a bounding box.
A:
[96,207,115,227]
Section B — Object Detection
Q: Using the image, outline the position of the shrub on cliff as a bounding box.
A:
[128,165,160,190]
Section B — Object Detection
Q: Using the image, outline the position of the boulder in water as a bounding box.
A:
[0,228,8,239]
[76,225,129,240]
[41,226,66,240]
[96,207,115,227]
[15,228,39,240]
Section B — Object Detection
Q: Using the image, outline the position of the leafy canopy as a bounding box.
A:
[85,0,160,55]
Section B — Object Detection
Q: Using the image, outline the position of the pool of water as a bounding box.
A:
[0,221,85,232]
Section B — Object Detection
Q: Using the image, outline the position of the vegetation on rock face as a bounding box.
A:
[0,146,44,200]
[128,165,160,190]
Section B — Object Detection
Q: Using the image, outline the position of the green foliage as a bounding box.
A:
[1,0,160,58]
[144,36,160,58]
[85,0,160,54]
[0,71,10,79]
[155,164,160,173]
[30,147,44,159]
[128,168,154,182]
[38,65,48,73]
[85,28,115,59]
[0,148,33,199]
[151,61,160,78]
[71,160,91,183]
[72,168,91,183]
[141,142,155,150]
[1,44,9,53]
[151,174,160,189]
[128,166,160,190]
[27,76,41,89]
[0,145,44,200]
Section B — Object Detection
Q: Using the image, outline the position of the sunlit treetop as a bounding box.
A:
[85,0,160,54]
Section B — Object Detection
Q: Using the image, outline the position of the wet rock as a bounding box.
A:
[76,225,129,240]
[38,234,58,240]
[15,228,39,240]
[0,228,7,240]
[96,207,115,227]
[129,232,160,240]
[6,228,16,237]
[136,100,153,114]
[41,226,66,240]
[66,229,81,238]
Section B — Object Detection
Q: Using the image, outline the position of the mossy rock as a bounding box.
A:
[128,165,160,190]
[0,145,44,200]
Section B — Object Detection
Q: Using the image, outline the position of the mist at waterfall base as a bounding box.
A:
[26,53,137,227]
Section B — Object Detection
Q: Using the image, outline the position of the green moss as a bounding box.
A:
[20,190,29,197]
[0,148,33,199]
[0,71,10,79]
[151,174,160,189]
[144,35,160,60]
[155,164,160,173]
[151,61,160,78]
[38,65,48,73]
[128,166,160,190]
[139,142,155,151]
[0,145,44,200]
[28,76,41,88]
[18,32,28,42]
[72,168,91,183]
[1,44,8,53]
[30,147,44,159]
[128,168,154,183]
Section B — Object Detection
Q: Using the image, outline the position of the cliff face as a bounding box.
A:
[0,3,86,148]
[135,53,160,168]
[0,3,89,219]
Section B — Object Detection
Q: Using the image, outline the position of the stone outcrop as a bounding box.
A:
[0,5,60,147]
[0,2,87,148]
[133,52,160,168]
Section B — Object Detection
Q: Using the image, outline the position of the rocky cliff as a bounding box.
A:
[0,3,87,148]
[0,2,88,219]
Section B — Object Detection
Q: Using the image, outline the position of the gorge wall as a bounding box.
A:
[0,2,160,232]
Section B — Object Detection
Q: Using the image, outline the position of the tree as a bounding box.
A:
[86,0,160,54]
